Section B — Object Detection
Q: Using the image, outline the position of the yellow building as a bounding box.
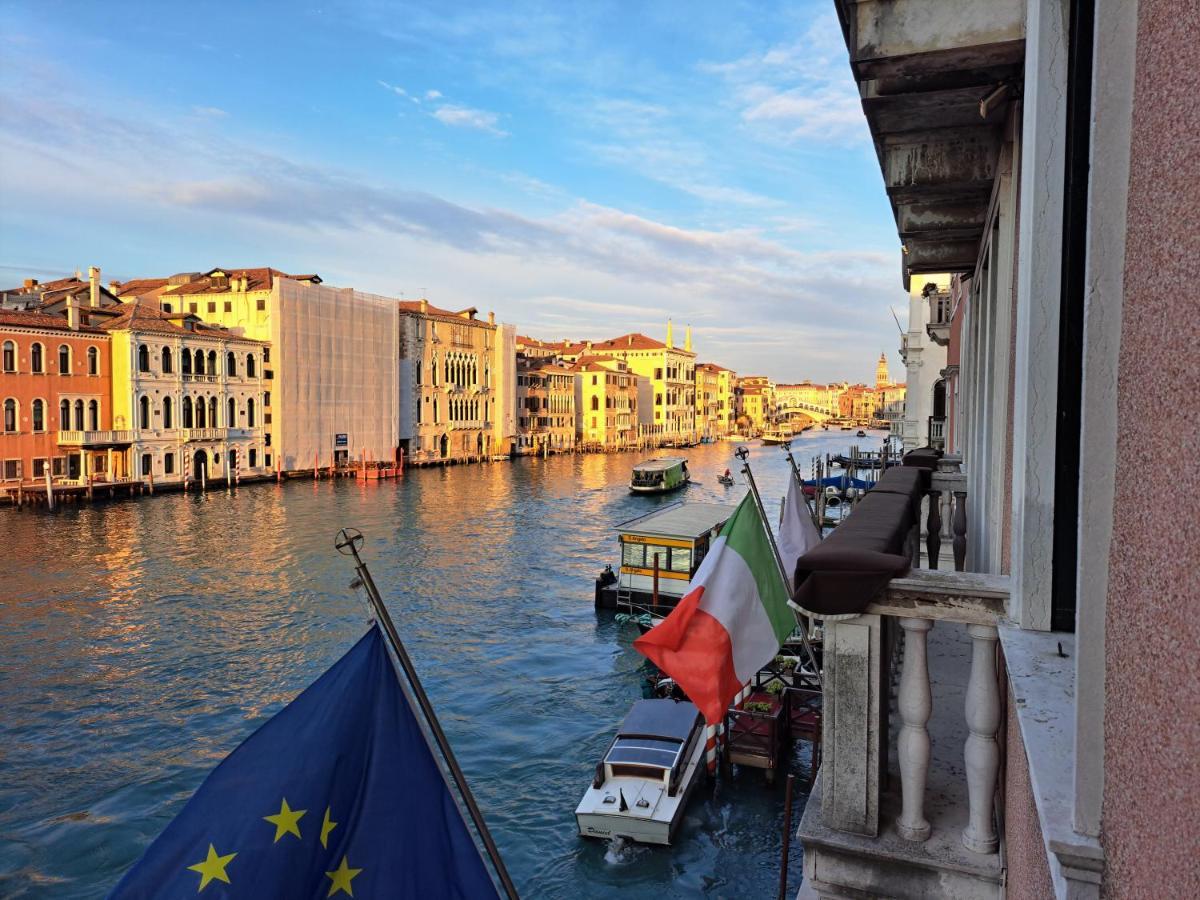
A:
[695,363,721,440]
[103,301,266,485]
[574,355,639,449]
[400,300,514,462]
[715,365,736,435]
[739,387,769,433]
[515,356,576,454]
[587,322,696,445]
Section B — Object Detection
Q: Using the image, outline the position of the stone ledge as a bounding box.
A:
[998,626,1104,899]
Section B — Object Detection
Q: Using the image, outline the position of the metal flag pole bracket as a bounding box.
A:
[334,528,520,900]
[734,450,822,690]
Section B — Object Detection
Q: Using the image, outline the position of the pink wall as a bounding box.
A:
[1103,0,1200,894]
[1002,683,1055,898]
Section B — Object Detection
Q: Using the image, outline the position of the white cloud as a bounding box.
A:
[191,105,228,119]
[431,103,508,136]
[425,89,442,100]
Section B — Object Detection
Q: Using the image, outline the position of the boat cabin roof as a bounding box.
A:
[616,699,701,743]
[631,457,687,472]
[616,502,734,542]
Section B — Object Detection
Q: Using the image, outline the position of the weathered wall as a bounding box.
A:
[1002,684,1055,898]
[1102,0,1200,894]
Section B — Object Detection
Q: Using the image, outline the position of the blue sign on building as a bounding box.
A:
[335,433,348,447]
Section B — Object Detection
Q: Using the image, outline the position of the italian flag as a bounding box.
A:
[634,494,795,724]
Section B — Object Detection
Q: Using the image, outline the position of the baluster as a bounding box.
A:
[897,618,933,841]
[926,489,942,570]
[952,490,967,571]
[963,625,1000,853]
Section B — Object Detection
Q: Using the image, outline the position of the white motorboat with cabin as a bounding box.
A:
[575,699,706,846]
[629,457,690,494]
[594,502,735,619]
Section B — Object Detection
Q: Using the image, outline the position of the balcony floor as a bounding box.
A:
[800,624,1003,898]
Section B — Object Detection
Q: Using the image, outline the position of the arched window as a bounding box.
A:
[433,398,438,423]
[161,346,173,373]
[3,398,16,432]
[246,353,256,378]
[58,344,70,374]
[60,399,69,429]
[193,349,204,375]
[591,395,599,411]
[138,344,150,372]
[182,396,193,428]
[208,396,217,426]
[87,346,98,375]
[32,399,44,432]
[163,397,173,429]
[196,397,206,427]
[73,399,84,430]
[227,351,236,377]
[139,396,150,430]
[181,349,192,375]
[30,343,43,373]
[249,448,257,468]
[227,397,235,426]
[2,341,14,373]
[207,350,216,375]
[431,356,438,385]
[247,398,255,427]
[89,400,99,431]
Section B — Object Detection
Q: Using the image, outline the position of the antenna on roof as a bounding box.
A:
[889,306,904,334]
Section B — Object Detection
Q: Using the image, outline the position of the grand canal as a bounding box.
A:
[0,430,875,898]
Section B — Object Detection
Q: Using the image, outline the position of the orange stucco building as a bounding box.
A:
[0,310,115,487]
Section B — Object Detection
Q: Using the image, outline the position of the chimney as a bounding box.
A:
[66,295,80,330]
[419,299,429,314]
[88,266,100,307]
[627,335,632,347]
[487,311,495,325]
[23,278,37,290]
[109,280,120,292]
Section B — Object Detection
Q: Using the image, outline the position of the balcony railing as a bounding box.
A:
[928,415,947,450]
[799,461,1009,897]
[57,430,135,446]
[179,428,227,441]
[926,293,952,346]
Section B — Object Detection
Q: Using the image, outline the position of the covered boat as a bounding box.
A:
[630,457,690,493]
[595,502,734,617]
[575,699,706,846]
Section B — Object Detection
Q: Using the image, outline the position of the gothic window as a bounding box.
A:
[161,346,173,373]
[30,343,43,373]
[227,352,236,377]
[32,399,44,432]
[138,344,150,373]
[3,398,16,432]
[2,341,15,372]
[59,344,71,374]
[163,397,173,429]
[89,400,99,431]
[139,396,150,430]
[73,399,84,430]
[182,396,193,428]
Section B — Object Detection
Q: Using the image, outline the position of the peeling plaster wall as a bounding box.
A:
[1102,0,1200,894]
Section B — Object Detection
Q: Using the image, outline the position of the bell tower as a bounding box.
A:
[875,352,889,388]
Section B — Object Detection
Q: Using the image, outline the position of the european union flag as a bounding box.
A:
[110,627,500,898]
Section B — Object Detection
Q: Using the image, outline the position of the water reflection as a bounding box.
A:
[0,431,881,898]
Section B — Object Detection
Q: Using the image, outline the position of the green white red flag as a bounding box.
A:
[634,493,795,724]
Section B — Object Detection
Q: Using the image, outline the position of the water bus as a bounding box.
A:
[629,457,690,494]
[595,502,734,618]
[576,699,706,846]
[759,429,793,445]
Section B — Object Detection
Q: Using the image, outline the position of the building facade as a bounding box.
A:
[694,363,722,439]
[515,357,576,454]
[587,324,696,445]
[574,355,638,449]
[0,309,113,489]
[103,302,267,485]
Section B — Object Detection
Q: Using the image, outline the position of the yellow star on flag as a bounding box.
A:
[263,798,306,842]
[325,855,363,897]
[186,843,236,892]
[320,806,338,849]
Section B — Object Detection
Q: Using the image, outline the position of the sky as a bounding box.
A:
[0,1,909,383]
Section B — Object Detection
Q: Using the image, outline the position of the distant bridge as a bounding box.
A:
[779,402,835,423]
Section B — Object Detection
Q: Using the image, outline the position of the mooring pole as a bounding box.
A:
[735,448,822,690]
[334,528,519,900]
[779,772,796,900]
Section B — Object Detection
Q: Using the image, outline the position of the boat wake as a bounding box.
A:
[603,836,649,865]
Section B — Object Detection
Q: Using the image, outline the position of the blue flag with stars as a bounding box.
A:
[109,626,500,898]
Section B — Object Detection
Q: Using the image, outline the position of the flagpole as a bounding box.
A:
[734,449,823,690]
[335,528,520,900]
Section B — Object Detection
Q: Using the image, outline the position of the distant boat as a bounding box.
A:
[630,457,690,494]
[856,430,867,437]
[760,429,792,445]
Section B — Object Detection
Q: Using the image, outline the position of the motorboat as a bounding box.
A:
[595,502,734,618]
[630,457,690,494]
[576,699,706,846]
[856,430,867,437]
[760,430,792,445]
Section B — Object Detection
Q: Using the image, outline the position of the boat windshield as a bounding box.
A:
[605,737,682,770]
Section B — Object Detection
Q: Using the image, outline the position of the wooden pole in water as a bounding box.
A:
[652,556,660,612]
[779,773,796,900]
[45,468,54,511]
[334,528,520,900]
[314,451,319,481]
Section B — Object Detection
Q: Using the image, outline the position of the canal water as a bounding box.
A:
[0,429,881,899]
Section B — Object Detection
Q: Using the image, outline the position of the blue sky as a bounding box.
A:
[0,1,908,382]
